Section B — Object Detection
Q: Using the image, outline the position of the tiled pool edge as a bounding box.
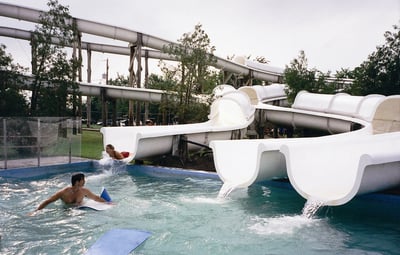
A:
[0,161,95,179]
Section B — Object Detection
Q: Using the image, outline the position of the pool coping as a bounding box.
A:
[0,161,95,179]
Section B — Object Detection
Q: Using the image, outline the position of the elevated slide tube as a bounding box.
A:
[0,2,283,83]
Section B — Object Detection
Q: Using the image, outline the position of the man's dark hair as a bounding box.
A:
[71,173,85,186]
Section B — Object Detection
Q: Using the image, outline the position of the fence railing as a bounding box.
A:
[0,117,82,169]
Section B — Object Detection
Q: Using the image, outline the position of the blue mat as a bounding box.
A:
[77,187,113,211]
[100,187,112,202]
[85,228,151,255]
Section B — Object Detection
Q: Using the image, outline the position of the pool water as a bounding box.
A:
[1,164,399,255]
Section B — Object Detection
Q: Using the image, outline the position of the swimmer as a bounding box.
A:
[29,173,107,215]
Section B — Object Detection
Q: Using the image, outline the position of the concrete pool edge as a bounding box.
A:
[0,161,95,179]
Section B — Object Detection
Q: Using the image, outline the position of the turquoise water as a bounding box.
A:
[0,165,399,254]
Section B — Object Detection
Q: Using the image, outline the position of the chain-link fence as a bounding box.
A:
[0,117,82,169]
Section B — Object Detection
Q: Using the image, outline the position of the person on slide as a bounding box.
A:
[106,144,130,160]
[105,144,124,160]
[30,173,108,215]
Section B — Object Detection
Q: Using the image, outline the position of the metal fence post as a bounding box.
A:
[3,119,7,169]
[37,118,41,167]
[69,137,72,164]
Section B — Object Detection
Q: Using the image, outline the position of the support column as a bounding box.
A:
[128,43,136,126]
[144,49,149,122]
[86,45,92,128]
[76,29,83,133]
[135,33,143,126]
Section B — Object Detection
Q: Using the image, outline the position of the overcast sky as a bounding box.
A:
[0,0,399,83]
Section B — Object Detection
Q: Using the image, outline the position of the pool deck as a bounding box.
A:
[0,156,92,170]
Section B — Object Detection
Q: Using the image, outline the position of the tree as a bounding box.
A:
[147,74,178,124]
[0,44,29,116]
[351,24,400,96]
[284,50,335,103]
[162,23,218,123]
[30,0,80,116]
[252,56,270,85]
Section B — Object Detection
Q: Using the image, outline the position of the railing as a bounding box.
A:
[0,117,82,169]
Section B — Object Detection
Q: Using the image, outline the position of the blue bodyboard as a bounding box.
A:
[100,187,112,202]
[77,187,113,211]
[85,228,151,255]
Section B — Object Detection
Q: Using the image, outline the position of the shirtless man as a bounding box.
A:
[31,173,107,214]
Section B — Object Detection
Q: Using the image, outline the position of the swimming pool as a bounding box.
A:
[1,163,399,254]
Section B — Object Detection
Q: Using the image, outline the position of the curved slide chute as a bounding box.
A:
[211,92,400,205]
[100,84,286,162]
[281,131,400,206]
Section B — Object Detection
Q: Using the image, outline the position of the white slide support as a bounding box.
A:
[211,92,400,205]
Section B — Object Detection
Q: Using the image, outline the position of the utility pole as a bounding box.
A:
[101,58,109,126]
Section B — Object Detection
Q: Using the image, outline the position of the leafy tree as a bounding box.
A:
[351,24,400,96]
[162,23,218,123]
[147,74,177,124]
[30,0,80,116]
[252,56,271,85]
[255,56,269,64]
[284,50,335,103]
[108,74,129,119]
[0,44,29,116]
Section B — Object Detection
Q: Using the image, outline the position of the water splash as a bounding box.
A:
[249,215,315,235]
[302,199,325,218]
[96,152,127,175]
[218,182,239,198]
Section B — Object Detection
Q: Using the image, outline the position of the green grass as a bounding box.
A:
[81,129,103,159]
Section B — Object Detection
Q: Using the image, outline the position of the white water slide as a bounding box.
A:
[101,84,287,163]
[211,91,400,206]
[0,2,283,83]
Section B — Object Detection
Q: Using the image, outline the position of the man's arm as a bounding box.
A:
[29,190,63,215]
[36,190,63,210]
[83,188,107,203]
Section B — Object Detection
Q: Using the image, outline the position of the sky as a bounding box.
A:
[0,0,399,84]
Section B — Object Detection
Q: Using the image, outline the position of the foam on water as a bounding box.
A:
[248,215,317,235]
[180,196,227,204]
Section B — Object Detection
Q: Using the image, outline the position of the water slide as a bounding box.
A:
[100,84,287,163]
[0,2,284,83]
[211,91,400,205]
[3,2,398,206]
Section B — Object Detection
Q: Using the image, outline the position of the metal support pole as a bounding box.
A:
[86,45,92,128]
[144,50,149,122]
[101,87,107,126]
[128,43,136,126]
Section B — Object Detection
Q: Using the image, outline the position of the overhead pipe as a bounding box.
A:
[0,26,176,60]
[0,2,283,83]
[0,26,276,80]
